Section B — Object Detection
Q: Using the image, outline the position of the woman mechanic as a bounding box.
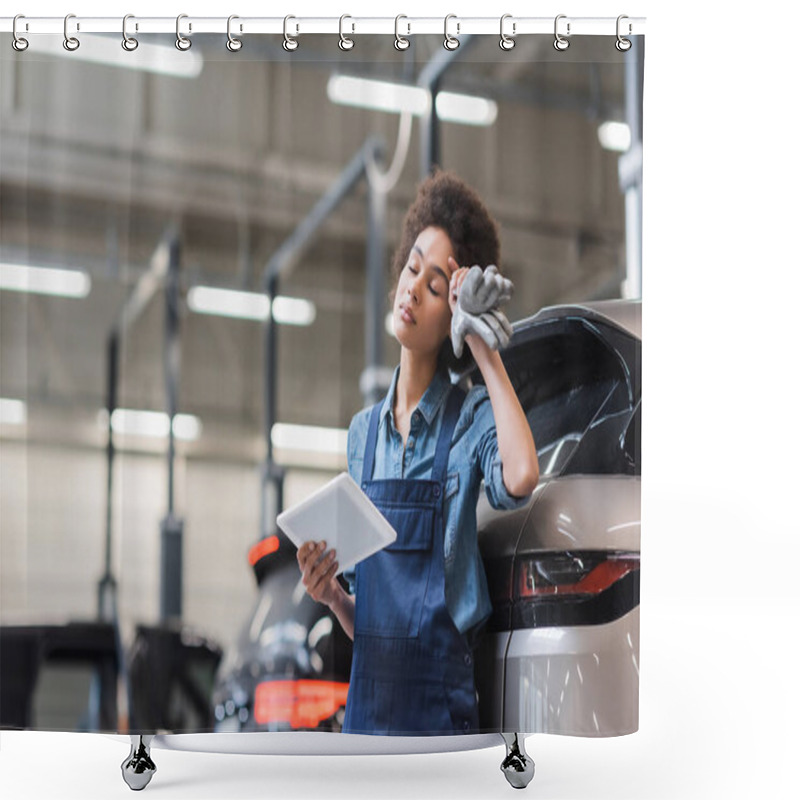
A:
[297,169,539,736]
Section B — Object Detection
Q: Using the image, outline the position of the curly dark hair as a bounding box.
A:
[390,169,502,373]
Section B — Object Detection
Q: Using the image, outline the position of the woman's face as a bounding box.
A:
[393,226,455,356]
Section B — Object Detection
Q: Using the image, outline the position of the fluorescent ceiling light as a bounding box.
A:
[98,408,202,441]
[188,286,269,321]
[0,399,27,425]
[272,296,316,326]
[598,121,631,152]
[187,286,316,326]
[436,92,498,126]
[328,75,430,115]
[32,33,203,79]
[271,423,347,455]
[1,263,91,298]
[171,415,202,441]
[327,75,497,127]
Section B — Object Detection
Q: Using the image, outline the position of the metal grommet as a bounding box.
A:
[226,15,242,52]
[616,15,632,52]
[176,13,191,51]
[283,15,298,52]
[443,14,460,50]
[12,14,29,52]
[554,14,570,51]
[63,13,80,51]
[339,14,354,51]
[122,14,138,52]
[499,14,515,51]
[394,15,410,51]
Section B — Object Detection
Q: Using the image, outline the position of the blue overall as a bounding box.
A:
[342,385,480,736]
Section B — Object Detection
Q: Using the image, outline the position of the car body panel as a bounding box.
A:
[516,475,640,553]
[520,300,641,340]
[474,490,536,560]
[502,607,639,736]
[475,608,639,736]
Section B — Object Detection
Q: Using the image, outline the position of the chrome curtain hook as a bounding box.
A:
[554,14,570,51]
[12,14,29,52]
[499,14,515,51]
[283,15,298,51]
[122,14,138,51]
[63,13,80,51]
[226,15,242,52]
[339,14,354,51]
[443,14,460,51]
[176,13,191,51]
[616,15,632,51]
[394,15,410,51]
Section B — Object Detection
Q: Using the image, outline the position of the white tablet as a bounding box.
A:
[276,472,397,575]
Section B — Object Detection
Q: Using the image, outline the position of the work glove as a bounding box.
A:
[457,264,513,314]
[451,265,515,359]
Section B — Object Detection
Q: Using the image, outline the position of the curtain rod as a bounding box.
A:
[1,15,646,37]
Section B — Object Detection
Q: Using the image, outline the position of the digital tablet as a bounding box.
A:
[276,472,397,575]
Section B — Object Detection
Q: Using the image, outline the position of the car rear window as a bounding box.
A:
[474,317,640,478]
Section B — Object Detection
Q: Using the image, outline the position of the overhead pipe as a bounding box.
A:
[417,35,475,177]
[100,226,178,624]
[159,234,184,625]
[99,225,181,730]
[259,138,384,545]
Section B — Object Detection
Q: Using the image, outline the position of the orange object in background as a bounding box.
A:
[254,680,349,729]
[248,536,280,567]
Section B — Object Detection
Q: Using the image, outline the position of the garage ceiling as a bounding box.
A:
[0,32,631,445]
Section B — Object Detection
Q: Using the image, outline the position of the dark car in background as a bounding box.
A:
[213,300,641,736]
[211,539,352,732]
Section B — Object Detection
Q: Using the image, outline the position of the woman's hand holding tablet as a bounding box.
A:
[297,540,339,605]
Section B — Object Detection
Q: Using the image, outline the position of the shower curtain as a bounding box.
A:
[0,21,643,742]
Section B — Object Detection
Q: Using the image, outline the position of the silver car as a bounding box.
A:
[473,299,641,737]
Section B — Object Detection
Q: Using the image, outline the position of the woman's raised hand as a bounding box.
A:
[448,258,514,315]
[448,262,470,314]
[448,257,515,358]
[297,540,340,606]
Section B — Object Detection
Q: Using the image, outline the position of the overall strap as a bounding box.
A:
[430,386,466,486]
[361,401,383,483]
[362,385,465,486]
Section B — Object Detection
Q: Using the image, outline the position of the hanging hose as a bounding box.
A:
[365,109,414,195]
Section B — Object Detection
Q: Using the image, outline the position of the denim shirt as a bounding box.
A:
[343,363,531,639]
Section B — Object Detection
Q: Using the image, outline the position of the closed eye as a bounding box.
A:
[407,263,445,297]
[430,276,447,297]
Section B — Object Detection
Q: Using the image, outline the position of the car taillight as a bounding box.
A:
[517,551,639,598]
[253,679,349,729]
